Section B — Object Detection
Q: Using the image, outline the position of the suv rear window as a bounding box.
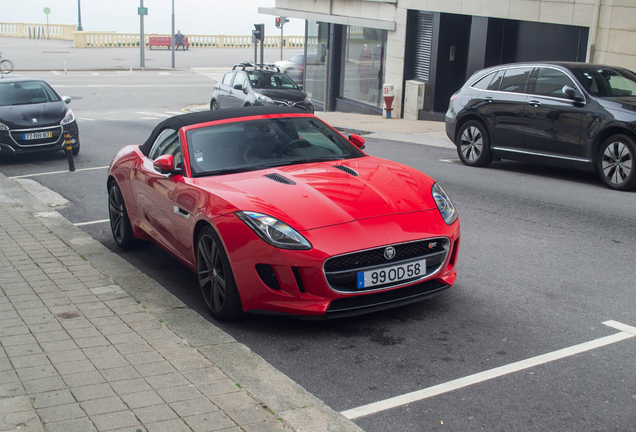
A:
[500,68,532,93]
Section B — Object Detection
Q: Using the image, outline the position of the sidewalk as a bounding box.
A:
[0,174,362,432]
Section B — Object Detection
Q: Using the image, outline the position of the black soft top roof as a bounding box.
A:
[139,106,306,155]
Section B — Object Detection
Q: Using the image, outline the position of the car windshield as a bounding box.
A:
[248,71,298,89]
[571,67,636,97]
[0,81,61,106]
[187,116,364,177]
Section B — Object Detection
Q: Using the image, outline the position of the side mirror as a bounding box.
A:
[233,83,243,90]
[62,96,72,104]
[563,85,584,102]
[349,134,366,149]
[153,154,181,175]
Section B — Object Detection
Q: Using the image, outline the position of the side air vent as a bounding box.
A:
[333,165,359,177]
[256,264,281,290]
[264,173,296,185]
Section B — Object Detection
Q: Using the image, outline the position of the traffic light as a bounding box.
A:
[253,23,264,42]
[275,17,289,28]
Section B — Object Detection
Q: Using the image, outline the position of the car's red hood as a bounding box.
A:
[192,156,439,231]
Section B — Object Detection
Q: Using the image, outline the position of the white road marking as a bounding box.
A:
[9,165,110,179]
[439,159,459,163]
[51,71,61,75]
[164,111,184,115]
[92,72,99,75]
[159,72,171,75]
[140,117,159,120]
[77,117,95,121]
[74,219,109,226]
[137,111,172,118]
[341,320,636,420]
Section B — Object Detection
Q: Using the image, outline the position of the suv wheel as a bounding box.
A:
[456,120,493,167]
[597,134,636,191]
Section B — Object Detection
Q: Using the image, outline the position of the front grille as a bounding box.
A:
[324,238,449,292]
[10,126,63,147]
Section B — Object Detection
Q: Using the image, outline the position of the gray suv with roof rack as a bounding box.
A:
[209,62,313,114]
[445,62,636,191]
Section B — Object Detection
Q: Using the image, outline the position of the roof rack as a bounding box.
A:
[232,62,280,72]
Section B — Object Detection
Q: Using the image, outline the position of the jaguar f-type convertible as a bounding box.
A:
[107,107,460,320]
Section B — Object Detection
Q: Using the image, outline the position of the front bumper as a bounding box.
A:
[214,210,460,317]
[0,122,79,155]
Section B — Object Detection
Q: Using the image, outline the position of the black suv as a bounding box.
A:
[210,63,313,114]
[445,62,636,191]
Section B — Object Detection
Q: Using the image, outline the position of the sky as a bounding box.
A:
[5,0,306,37]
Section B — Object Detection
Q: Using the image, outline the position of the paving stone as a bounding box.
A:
[0,410,44,432]
[0,368,20,384]
[0,325,30,337]
[80,396,128,416]
[110,378,153,395]
[1,333,37,347]
[137,328,175,342]
[145,418,192,432]
[22,376,67,394]
[45,416,97,432]
[33,388,76,409]
[133,361,178,378]
[71,383,116,402]
[62,370,105,387]
[83,346,120,360]
[10,353,50,369]
[182,368,226,384]
[127,320,162,332]
[98,324,133,336]
[225,405,273,426]
[90,317,125,328]
[209,391,256,411]
[183,411,236,432]
[101,366,141,382]
[91,354,130,370]
[0,394,33,414]
[145,373,190,390]
[154,347,199,362]
[33,330,71,343]
[75,335,111,349]
[90,410,141,431]
[119,313,154,324]
[241,419,290,432]
[170,398,219,417]
[0,357,12,371]
[119,390,164,409]
[15,364,59,381]
[124,351,165,366]
[169,356,212,373]
[67,326,102,339]
[47,349,88,365]
[39,339,78,353]
[114,341,155,355]
[196,379,242,398]
[156,384,204,403]
[133,403,178,423]
[38,402,85,423]
[4,343,43,357]
[55,359,97,375]
[107,333,145,345]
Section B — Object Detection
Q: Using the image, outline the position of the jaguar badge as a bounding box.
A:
[384,246,396,260]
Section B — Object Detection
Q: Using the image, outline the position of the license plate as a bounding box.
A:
[23,131,52,140]
[357,259,426,289]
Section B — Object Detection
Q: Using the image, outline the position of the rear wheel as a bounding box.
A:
[597,134,636,191]
[210,99,218,110]
[456,120,493,167]
[108,182,136,249]
[196,226,242,321]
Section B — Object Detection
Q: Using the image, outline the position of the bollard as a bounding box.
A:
[64,133,75,172]
[64,61,67,75]
[383,83,395,119]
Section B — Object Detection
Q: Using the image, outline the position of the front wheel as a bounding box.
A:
[597,134,636,191]
[210,99,218,110]
[196,226,242,321]
[108,182,136,249]
[0,59,13,75]
[456,120,493,167]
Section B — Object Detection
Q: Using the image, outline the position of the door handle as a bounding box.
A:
[528,100,541,107]
[483,96,493,103]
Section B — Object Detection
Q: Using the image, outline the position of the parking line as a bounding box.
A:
[439,159,459,163]
[9,165,110,179]
[341,320,636,420]
[74,219,109,226]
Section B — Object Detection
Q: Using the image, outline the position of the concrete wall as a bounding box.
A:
[275,0,636,117]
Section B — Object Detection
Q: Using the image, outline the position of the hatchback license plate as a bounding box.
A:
[23,131,52,140]
[357,259,426,289]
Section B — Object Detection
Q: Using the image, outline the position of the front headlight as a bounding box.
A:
[60,109,75,125]
[236,211,312,250]
[0,122,8,131]
[304,96,312,105]
[432,183,457,225]
[254,93,273,104]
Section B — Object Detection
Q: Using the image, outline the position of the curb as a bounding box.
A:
[0,172,364,432]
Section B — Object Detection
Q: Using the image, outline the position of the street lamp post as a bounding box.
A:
[77,0,83,31]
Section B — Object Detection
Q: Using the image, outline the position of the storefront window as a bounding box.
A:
[305,21,329,105]
[341,27,387,107]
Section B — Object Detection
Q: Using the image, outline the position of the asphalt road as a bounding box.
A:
[2,71,636,432]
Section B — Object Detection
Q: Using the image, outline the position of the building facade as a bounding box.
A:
[260,0,636,119]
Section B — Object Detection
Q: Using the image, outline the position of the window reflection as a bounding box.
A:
[305,21,329,105]
[341,27,387,107]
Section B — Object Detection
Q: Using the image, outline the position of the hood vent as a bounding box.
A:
[264,173,296,185]
[333,165,359,177]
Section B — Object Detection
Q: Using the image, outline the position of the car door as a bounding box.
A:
[134,129,184,257]
[475,67,532,149]
[230,72,249,107]
[523,67,586,156]
[217,71,236,108]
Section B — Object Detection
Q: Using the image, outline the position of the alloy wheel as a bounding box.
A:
[197,233,226,314]
[460,126,483,161]
[109,186,126,245]
[602,141,633,185]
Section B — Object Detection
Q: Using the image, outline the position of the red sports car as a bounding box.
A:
[107,107,460,320]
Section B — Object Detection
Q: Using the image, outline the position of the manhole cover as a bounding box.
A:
[56,312,80,319]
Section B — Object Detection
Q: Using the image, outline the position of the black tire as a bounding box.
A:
[0,59,13,74]
[456,120,493,167]
[210,99,218,110]
[597,134,636,191]
[196,226,242,321]
[72,140,80,156]
[108,182,136,250]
